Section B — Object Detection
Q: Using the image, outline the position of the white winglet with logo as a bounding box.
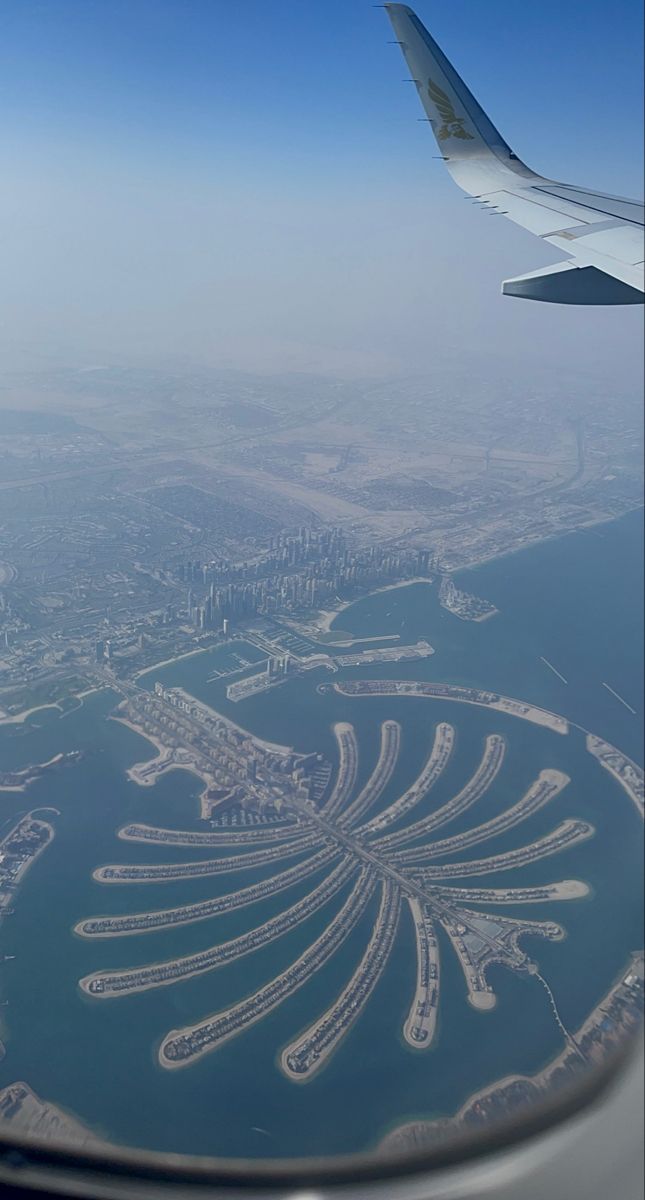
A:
[384,4,644,304]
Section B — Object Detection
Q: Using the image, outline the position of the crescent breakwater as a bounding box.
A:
[328,680,569,734]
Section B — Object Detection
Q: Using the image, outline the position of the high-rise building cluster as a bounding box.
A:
[175,528,435,629]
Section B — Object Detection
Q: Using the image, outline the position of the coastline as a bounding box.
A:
[451,503,645,579]
[111,716,215,813]
[287,578,434,640]
[380,950,644,1154]
[0,685,107,727]
[134,647,210,681]
[110,715,169,761]
[0,702,62,726]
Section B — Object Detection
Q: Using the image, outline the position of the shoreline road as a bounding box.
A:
[75,845,340,938]
[117,821,312,848]
[321,724,359,820]
[333,681,569,735]
[79,857,359,998]
[395,769,570,866]
[93,834,321,884]
[358,724,454,837]
[159,868,377,1070]
[433,881,589,906]
[403,899,440,1050]
[377,735,506,853]
[339,721,401,829]
[281,881,401,1082]
[419,820,595,881]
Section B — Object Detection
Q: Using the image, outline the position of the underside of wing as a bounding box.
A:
[384,4,644,304]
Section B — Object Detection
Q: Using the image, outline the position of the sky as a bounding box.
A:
[1,0,643,381]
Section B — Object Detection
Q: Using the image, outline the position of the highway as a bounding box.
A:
[438,907,565,1011]
[283,779,534,962]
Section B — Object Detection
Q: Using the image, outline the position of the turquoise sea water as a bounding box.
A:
[0,509,642,1159]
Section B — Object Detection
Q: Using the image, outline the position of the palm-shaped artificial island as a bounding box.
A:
[76,677,642,1080]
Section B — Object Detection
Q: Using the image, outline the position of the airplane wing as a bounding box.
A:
[384,4,644,304]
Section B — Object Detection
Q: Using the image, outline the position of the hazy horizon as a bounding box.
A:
[1,0,643,384]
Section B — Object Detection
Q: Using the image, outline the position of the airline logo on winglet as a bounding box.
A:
[428,78,474,140]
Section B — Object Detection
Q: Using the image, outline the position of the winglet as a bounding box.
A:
[384,3,540,195]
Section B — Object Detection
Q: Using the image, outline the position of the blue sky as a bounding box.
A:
[1,0,643,377]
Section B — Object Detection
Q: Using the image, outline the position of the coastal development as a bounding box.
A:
[439,576,498,623]
[0,1083,99,1148]
[586,734,644,815]
[418,821,594,880]
[81,857,358,997]
[438,909,564,1011]
[404,900,440,1048]
[383,951,644,1153]
[111,679,330,823]
[281,881,401,1081]
[76,844,339,938]
[226,640,434,704]
[359,723,454,836]
[160,868,378,1070]
[0,811,57,924]
[92,832,320,884]
[394,769,570,864]
[76,681,601,1080]
[339,719,400,829]
[0,751,81,793]
[376,734,506,852]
